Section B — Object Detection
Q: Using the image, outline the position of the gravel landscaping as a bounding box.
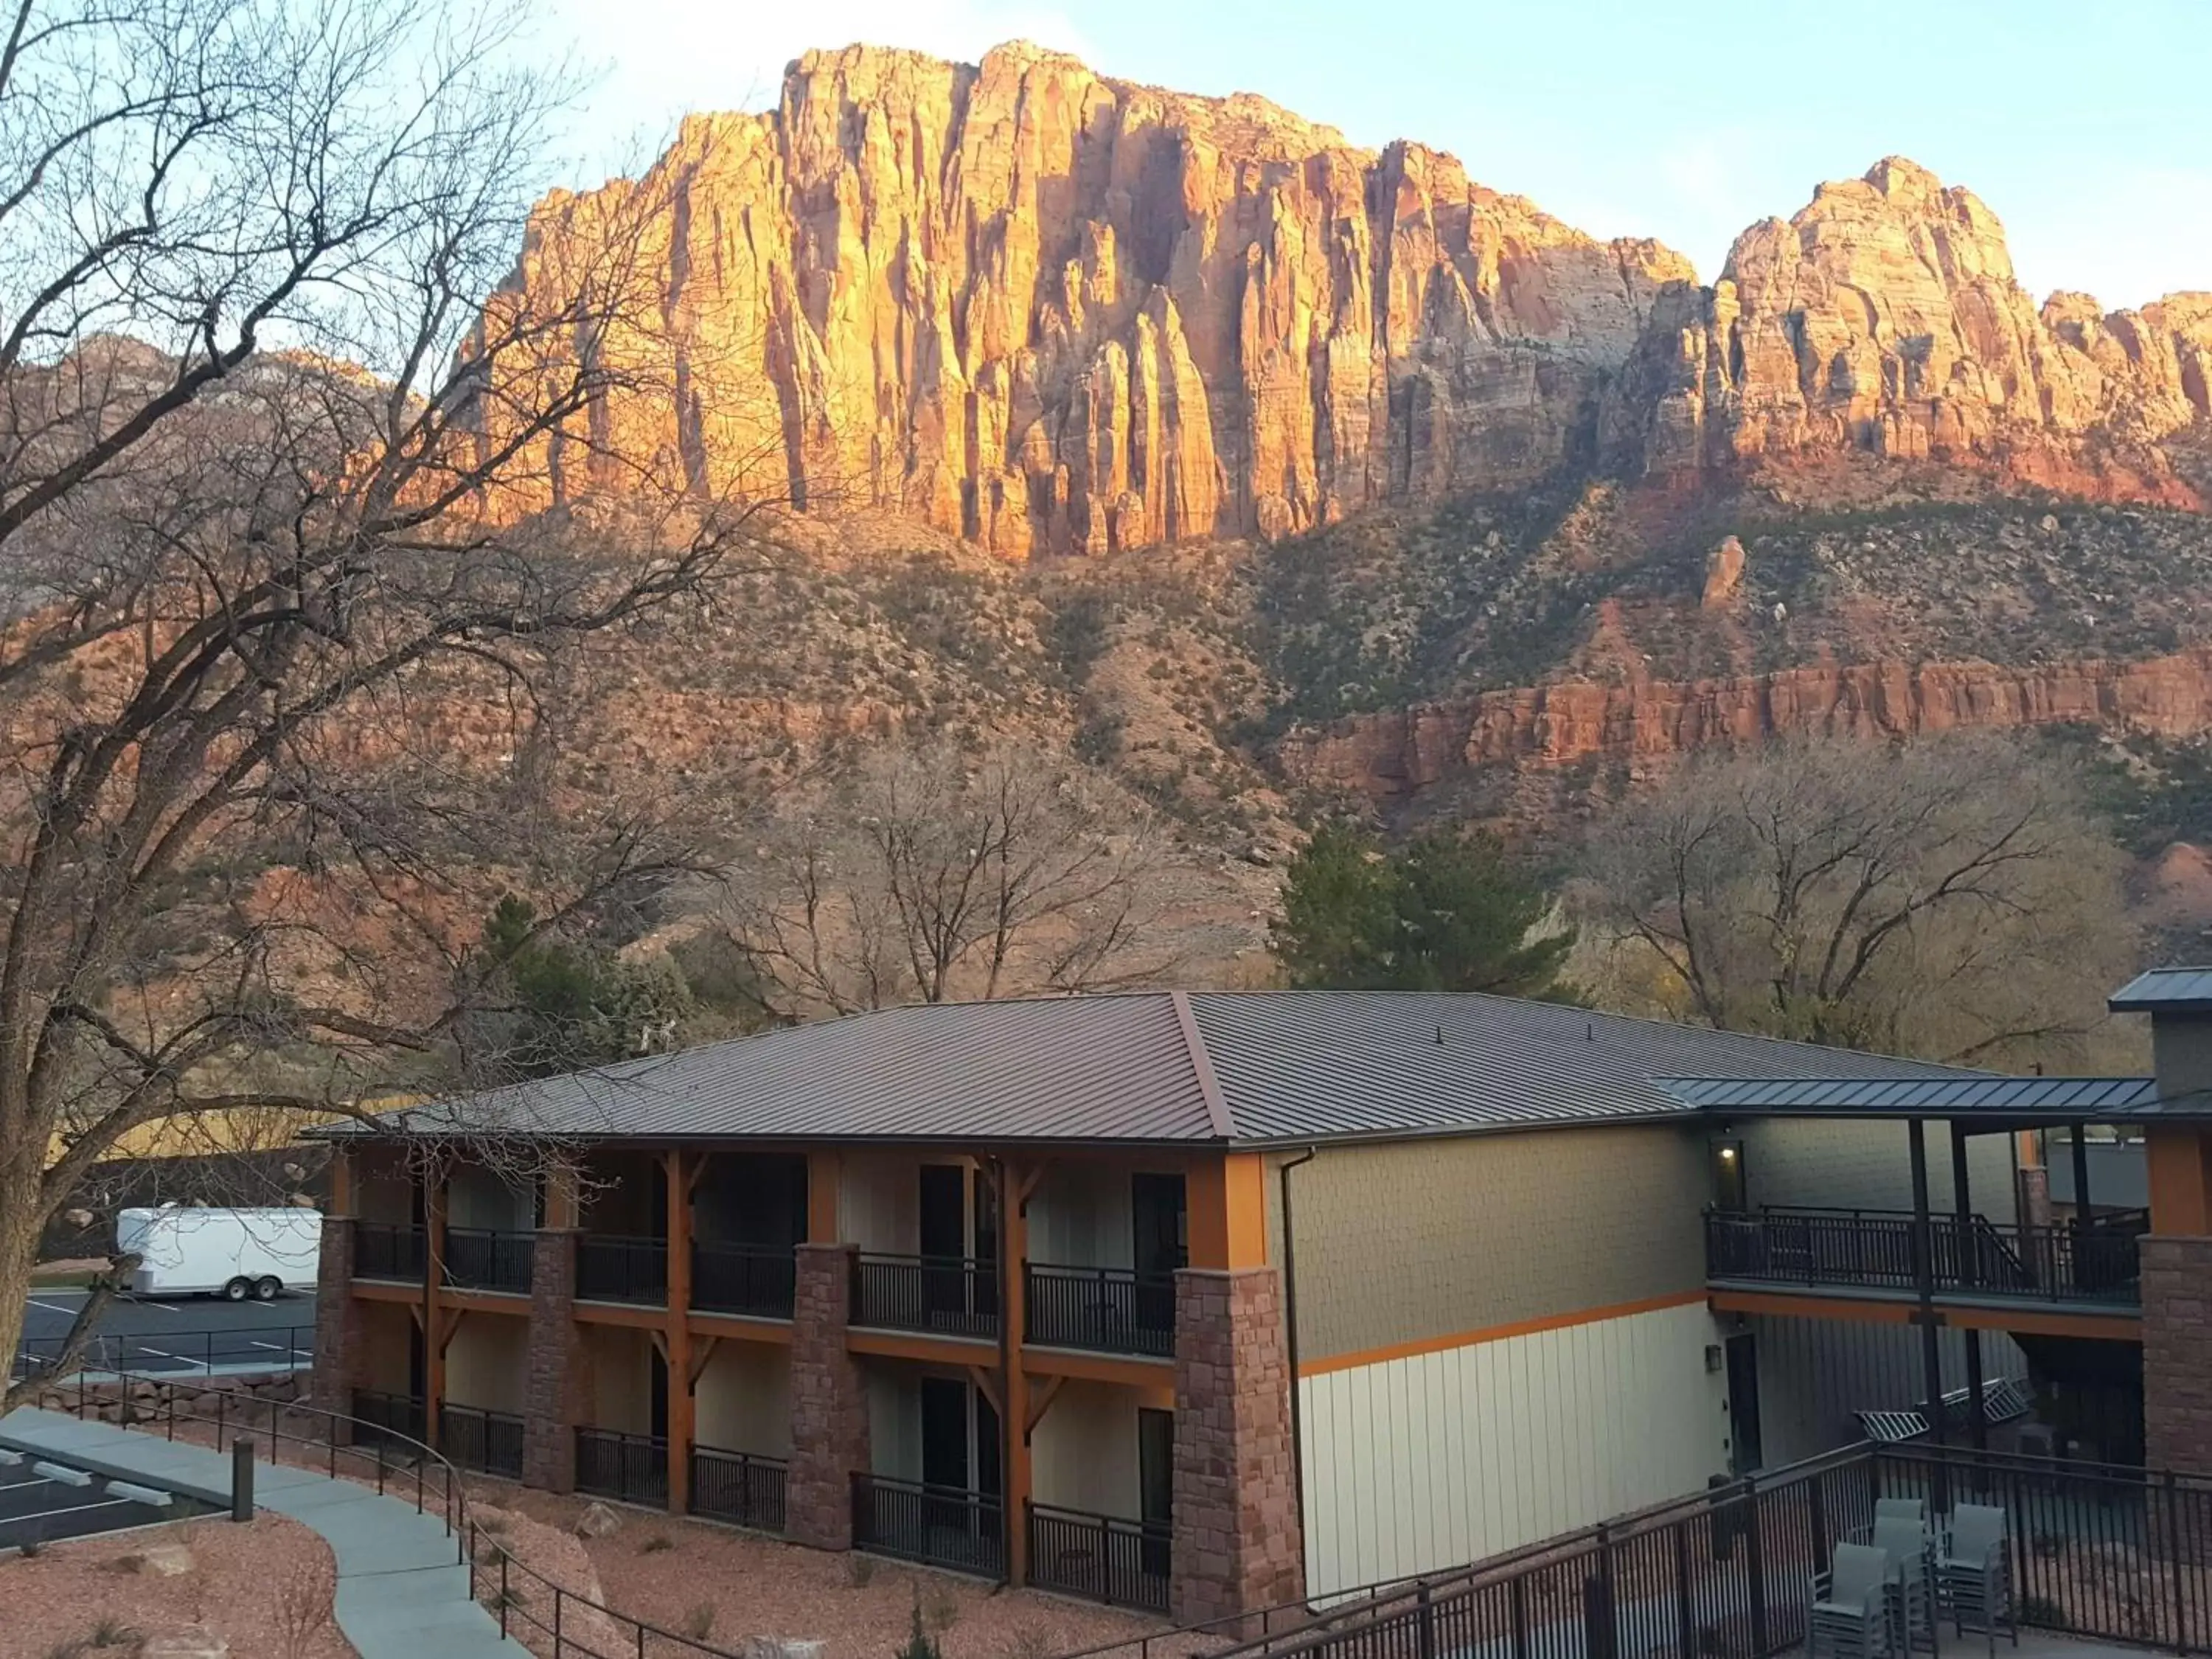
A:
[0,1512,355,1658]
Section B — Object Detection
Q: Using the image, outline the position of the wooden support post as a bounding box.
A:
[666,1148,694,1514]
[2070,1121,2094,1225]
[807,1150,841,1243]
[1001,1157,1032,1588]
[423,1172,447,1447]
[327,1147,354,1218]
[1950,1121,1988,1451]
[1907,1120,1944,1447]
[543,1158,580,1230]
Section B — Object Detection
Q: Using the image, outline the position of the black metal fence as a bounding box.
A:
[1705,1206,2143,1304]
[351,1388,425,1447]
[852,1472,1006,1577]
[438,1401,525,1479]
[575,1425,669,1509]
[10,1323,314,1381]
[1026,1264,1176,1357]
[439,1226,533,1294]
[353,1221,425,1281]
[576,1234,668,1304]
[851,1253,998,1338]
[1210,1443,2212,1659]
[689,1444,787,1532]
[692,1241,798,1318]
[1029,1501,1172,1612]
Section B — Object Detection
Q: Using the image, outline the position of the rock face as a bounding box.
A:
[1604,159,2212,502]
[1280,647,2212,799]
[493,41,1693,554]
[1701,535,1745,608]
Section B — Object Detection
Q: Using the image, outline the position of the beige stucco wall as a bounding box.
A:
[582,1324,654,1435]
[694,1341,790,1458]
[1741,1118,2020,1220]
[1031,1382,1144,1517]
[358,1300,414,1394]
[2152,1018,2212,1098]
[445,1312,529,1411]
[1273,1124,1709,1365]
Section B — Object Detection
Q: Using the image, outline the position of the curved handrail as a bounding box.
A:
[34,1371,748,1659]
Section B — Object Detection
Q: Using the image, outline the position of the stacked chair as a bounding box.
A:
[1937,1503,2016,1657]
[1809,1543,1898,1659]
[1871,1514,1938,1655]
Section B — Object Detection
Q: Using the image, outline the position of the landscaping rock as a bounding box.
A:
[743,1638,826,1659]
[574,1500,622,1539]
[125,1544,197,1578]
[139,1626,229,1658]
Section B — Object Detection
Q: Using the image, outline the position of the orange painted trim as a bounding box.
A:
[438,1287,530,1317]
[1187,1151,1269,1270]
[687,1310,793,1346]
[807,1150,841,1242]
[1707,1288,2142,1343]
[1298,1289,1709,1377]
[1023,1346,1173,1388]
[350,1279,420,1306]
[2147,1127,2212,1237]
[847,1327,997,1366]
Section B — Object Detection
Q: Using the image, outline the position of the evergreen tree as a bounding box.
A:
[1271,825,1574,998]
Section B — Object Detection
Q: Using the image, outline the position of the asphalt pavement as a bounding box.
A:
[15,1285,317,1379]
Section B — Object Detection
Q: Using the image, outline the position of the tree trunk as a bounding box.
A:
[0,1161,44,1408]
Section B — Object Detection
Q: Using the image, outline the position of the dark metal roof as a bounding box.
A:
[1184,992,1962,1143]
[349,993,1217,1145]
[1658,1075,2163,1120]
[2110,967,2212,1013]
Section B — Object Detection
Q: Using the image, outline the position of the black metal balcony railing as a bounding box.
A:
[691,1242,798,1319]
[351,1388,425,1447]
[1027,1503,1171,1612]
[441,1227,534,1295]
[576,1234,668,1304]
[353,1222,426,1282]
[851,1473,1005,1577]
[439,1401,526,1479]
[689,1444,787,1533]
[1705,1206,2146,1305]
[851,1253,998,1338]
[576,1426,668,1509]
[1025,1263,1176,1357]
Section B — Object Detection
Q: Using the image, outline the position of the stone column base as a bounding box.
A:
[787,1242,867,1551]
[309,1216,364,1444]
[1170,1265,1305,1627]
[2143,1234,2212,1474]
[523,1228,584,1492]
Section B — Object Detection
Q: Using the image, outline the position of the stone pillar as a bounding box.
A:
[2143,1235,2212,1471]
[2017,1164,2053,1235]
[786,1242,868,1551]
[523,1227,584,1492]
[310,1216,366,1440]
[1170,1265,1304,1627]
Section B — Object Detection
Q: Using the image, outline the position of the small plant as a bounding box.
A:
[1002,1621,1054,1659]
[476,1512,512,1534]
[88,1618,140,1650]
[18,1532,44,1558]
[684,1602,717,1641]
[276,1555,336,1659]
[846,1552,877,1588]
[487,1585,530,1613]
[920,1582,962,1634]
[2020,1595,2066,1628]
[640,1532,675,1554]
[896,1599,945,1659]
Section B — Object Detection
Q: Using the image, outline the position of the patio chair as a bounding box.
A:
[1810,1543,1897,1659]
[1871,1515,1936,1655]
[1875,1498,1928,1526]
[1938,1503,2014,1657]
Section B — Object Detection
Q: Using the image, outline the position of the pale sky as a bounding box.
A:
[540,0,2212,310]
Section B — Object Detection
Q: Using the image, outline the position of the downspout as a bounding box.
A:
[1278,1147,1318,1534]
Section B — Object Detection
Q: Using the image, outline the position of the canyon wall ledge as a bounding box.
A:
[1278,650,2212,800]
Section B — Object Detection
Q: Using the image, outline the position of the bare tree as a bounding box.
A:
[718,738,1167,1021]
[0,0,773,1398]
[1573,736,2138,1067]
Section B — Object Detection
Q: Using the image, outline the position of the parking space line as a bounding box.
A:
[26,1299,82,1318]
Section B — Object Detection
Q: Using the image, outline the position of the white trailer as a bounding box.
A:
[115,1206,322,1302]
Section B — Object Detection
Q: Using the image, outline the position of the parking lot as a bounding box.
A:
[15,1286,317,1380]
[0,1450,209,1550]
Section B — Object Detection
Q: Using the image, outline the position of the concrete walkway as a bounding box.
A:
[0,1406,526,1658]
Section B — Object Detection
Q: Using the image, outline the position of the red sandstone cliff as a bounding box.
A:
[1279,650,2212,799]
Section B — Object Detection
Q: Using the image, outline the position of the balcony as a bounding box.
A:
[353,1222,425,1282]
[1705,1205,2146,1306]
[441,1226,534,1295]
[576,1234,667,1304]
[576,1426,668,1508]
[692,1242,796,1320]
[850,1253,998,1339]
[1027,1503,1170,1612]
[1025,1264,1175,1357]
[438,1401,525,1478]
[688,1443,787,1533]
[851,1473,1004,1577]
